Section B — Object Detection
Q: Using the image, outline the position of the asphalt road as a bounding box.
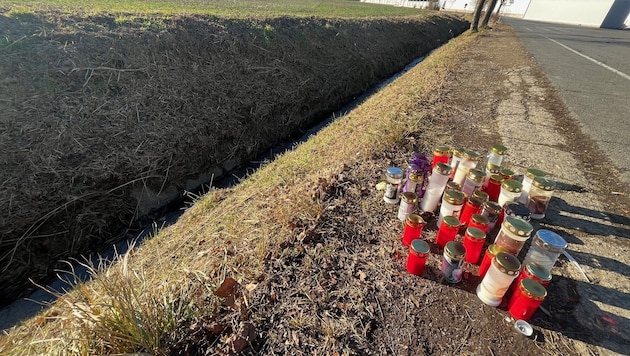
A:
[501,18,630,185]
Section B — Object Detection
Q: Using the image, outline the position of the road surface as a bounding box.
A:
[502,18,630,185]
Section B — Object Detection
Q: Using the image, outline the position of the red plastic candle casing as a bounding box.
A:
[406,239,430,276]
[508,278,547,321]
[478,244,503,278]
[435,216,460,248]
[486,174,504,203]
[431,146,451,170]
[402,214,425,247]
[463,227,486,264]
[459,197,483,226]
[468,214,489,232]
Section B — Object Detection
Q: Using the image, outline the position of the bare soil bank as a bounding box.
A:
[0,12,468,306]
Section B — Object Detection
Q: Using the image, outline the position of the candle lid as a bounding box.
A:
[486,163,501,174]
[471,214,489,225]
[463,150,480,161]
[514,320,533,337]
[386,167,403,179]
[503,216,534,237]
[435,162,453,176]
[401,191,418,204]
[501,179,523,193]
[482,201,502,215]
[433,146,451,157]
[452,148,464,158]
[525,263,552,282]
[467,168,486,183]
[406,214,425,228]
[466,196,483,208]
[443,190,465,205]
[489,174,504,184]
[504,202,531,220]
[487,244,504,256]
[520,278,547,301]
[442,215,461,228]
[466,227,486,240]
[445,241,466,259]
[525,168,547,180]
[534,229,567,253]
[493,252,521,275]
[410,239,430,256]
[491,144,508,155]
[532,176,556,191]
[472,190,489,202]
[500,168,515,180]
[446,181,461,191]
[408,169,422,182]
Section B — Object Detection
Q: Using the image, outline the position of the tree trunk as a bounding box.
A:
[481,0,500,28]
[470,0,487,32]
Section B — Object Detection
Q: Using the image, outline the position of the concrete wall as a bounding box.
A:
[523,0,615,27]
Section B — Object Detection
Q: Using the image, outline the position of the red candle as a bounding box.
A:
[468,214,489,232]
[512,263,552,294]
[463,227,485,264]
[486,174,504,202]
[508,278,547,321]
[478,244,503,278]
[435,216,460,248]
[402,214,425,246]
[459,197,483,226]
[431,146,451,170]
[406,239,430,276]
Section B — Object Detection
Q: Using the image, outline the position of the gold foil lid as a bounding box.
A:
[532,176,556,191]
[433,146,451,157]
[501,179,523,193]
[472,190,489,202]
[489,174,505,184]
[466,227,486,240]
[442,215,461,228]
[525,168,547,180]
[463,150,480,161]
[467,168,486,183]
[436,162,453,176]
[493,252,521,275]
[500,168,515,180]
[401,191,418,204]
[491,144,508,155]
[486,163,501,174]
[467,196,483,208]
[525,263,552,282]
[503,216,533,237]
[487,244,504,256]
[471,214,489,225]
[446,181,461,191]
[406,213,425,228]
[445,241,466,259]
[443,190,465,205]
[452,148,465,158]
[521,278,548,300]
[410,239,430,256]
[483,201,502,215]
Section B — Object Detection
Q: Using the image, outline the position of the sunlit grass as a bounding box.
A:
[1,0,427,18]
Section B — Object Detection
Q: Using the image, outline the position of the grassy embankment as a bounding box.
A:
[0,0,472,354]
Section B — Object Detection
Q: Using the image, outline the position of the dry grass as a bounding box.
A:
[0,23,478,356]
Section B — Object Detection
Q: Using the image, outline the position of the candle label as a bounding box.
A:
[442,255,464,283]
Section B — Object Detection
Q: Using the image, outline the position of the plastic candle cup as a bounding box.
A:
[481,201,502,233]
[494,216,533,256]
[499,168,515,181]
[462,168,485,197]
[452,150,480,186]
[449,148,465,180]
[483,163,501,189]
[508,278,547,321]
[442,241,466,283]
[471,189,489,203]
[419,163,452,213]
[398,191,418,222]
[402,214,425,247]
[527,177,556,219]
[435,216,461,248]
[459,196,483,226]
[522,229,567,272]
[383,167,403,204]
[487,144,508,167]
[431,146,451,170]
[512,263,552,295]
[463,227,486,264]
[437,189,465,228]
[497,201,531,228]
[407,239,430,276]
[477,252,521,307]
[518,168,547,204]
[469,214,489,232]
[478,244,504,279]
[486,174,504,202]
[498,179,523,207]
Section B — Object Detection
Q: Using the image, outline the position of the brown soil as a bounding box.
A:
[0,11,468,307]
[168,24,630,355]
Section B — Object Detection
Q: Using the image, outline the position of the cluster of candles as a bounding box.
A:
[384,144,566,321]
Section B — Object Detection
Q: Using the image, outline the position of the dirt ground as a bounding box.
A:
[202,24,630,355]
